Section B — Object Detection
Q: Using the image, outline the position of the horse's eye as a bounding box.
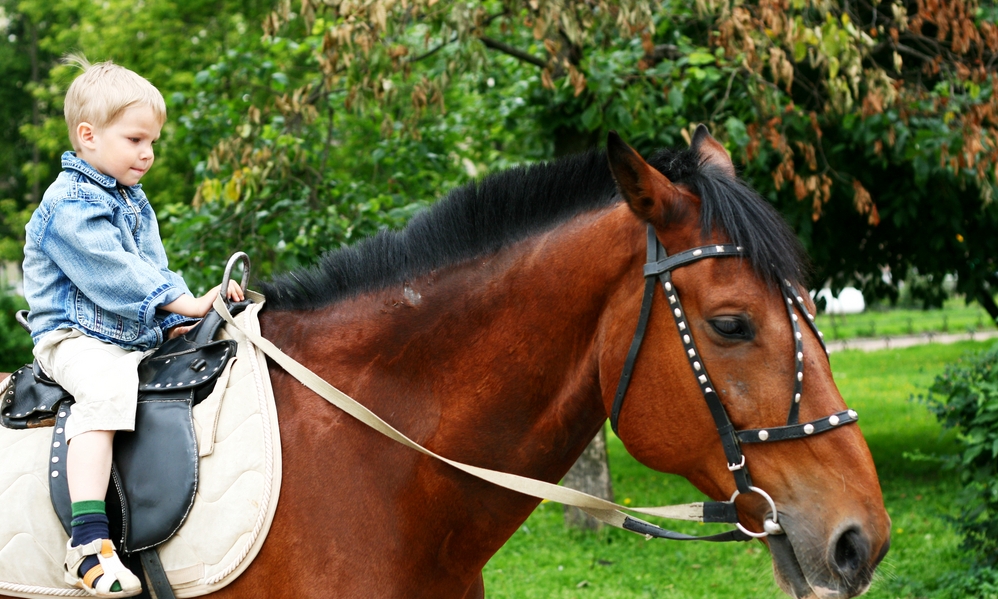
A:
[710,317,753,340]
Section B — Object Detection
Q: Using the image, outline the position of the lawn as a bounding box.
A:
[482,339,998,598]
[815,299,994,340]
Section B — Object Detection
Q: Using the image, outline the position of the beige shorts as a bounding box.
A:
[33,328,151,441]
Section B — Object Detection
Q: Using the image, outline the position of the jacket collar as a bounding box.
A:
[61,151,144,193]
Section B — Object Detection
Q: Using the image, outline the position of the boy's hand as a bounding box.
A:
[222,279,245,303]
[167,324,194,339]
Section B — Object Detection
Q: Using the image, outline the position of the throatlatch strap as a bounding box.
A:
[609,276,656,435]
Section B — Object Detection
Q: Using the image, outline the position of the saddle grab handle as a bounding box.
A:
[15,310,30,334]
[220,252,251,296]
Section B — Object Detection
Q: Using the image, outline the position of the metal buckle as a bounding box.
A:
[729,486,784,538]
[727,455,746,472]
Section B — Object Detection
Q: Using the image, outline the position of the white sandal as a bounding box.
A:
[64,539,142,598]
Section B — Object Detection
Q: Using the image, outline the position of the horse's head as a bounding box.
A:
[601,129,890,598]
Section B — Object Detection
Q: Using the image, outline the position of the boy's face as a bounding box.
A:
[77,104,162,187]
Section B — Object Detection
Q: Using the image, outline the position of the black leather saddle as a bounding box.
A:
[1,303,247,553]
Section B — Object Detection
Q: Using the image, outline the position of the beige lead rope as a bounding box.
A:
[214,293,721,537]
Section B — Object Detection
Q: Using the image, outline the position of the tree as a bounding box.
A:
[702,0,998,320]
[228,0,997,320]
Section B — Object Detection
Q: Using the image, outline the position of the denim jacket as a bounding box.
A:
[22,152,196,351]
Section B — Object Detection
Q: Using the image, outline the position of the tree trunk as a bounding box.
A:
[561,426,613,530]
[976,280,998,329]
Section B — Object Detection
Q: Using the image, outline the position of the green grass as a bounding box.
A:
[482,340,998,598]
[815,299,994,341]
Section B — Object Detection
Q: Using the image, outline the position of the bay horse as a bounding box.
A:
[3,128,890,598]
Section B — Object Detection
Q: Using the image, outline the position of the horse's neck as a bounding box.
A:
[264,205,641,472]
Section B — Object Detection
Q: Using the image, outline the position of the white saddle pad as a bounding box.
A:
[0,302,281,598]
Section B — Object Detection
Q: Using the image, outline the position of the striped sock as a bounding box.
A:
[71,501,121,593]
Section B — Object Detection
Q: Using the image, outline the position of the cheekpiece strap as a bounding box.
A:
[783,291,805,426]
[643,228,751,492]
[786,284,829,356]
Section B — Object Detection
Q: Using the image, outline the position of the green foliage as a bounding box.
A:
[924,342,998,571]
[0,290,33,372]
[159,33,501,291]
[933,566,998,599]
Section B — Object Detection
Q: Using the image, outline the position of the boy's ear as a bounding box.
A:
[606,131,688,229]
[690,124,735,178]
[76,122,97,150]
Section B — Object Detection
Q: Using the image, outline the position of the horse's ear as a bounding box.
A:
[690,124,735,178]
[607,131,685,228]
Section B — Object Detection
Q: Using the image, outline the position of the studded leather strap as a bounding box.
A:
[737,409,859,443]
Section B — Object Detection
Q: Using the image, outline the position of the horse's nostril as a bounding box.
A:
[833,528,868,576]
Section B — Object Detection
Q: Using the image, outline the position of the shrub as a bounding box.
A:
[925,342,998,568]
[0,290,33,373]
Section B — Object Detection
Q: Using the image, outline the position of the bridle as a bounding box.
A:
[609,226,859,541]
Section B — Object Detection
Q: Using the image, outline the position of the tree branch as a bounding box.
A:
[709,69,738,121]
[409,34,458,63]
[478,35,547,68]
[408,11,508,64]
[892,42,938,65]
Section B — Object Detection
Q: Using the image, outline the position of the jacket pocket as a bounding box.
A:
[74,290,141,343]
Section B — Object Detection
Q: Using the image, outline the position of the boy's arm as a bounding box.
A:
[41,198,186,323]
[162,280,245,318]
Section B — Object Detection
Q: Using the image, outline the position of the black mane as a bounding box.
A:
[260,146,807,311]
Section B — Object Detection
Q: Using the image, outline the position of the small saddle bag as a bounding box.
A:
[1,363,70,429]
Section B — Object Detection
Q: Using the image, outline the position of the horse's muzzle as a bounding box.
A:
[769,515,891,598]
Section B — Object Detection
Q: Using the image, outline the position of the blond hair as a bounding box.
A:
[63,54,166,151]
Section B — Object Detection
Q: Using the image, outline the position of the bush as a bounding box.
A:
[925,342,998,570]
[0,290,33,373]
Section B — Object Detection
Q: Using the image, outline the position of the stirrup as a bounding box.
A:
[64,539,142,598]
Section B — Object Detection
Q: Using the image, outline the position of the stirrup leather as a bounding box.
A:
[64,539,142,598]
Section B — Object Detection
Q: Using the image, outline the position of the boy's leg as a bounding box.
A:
[67,431,116,589]
[34,330,145,597]
[67,430,114,501]
[66,432,119,591]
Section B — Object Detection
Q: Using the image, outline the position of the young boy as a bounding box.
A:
[21,57,243,598]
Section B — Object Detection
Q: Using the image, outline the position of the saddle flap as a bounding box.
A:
[138,339,236,393]
[1,365,71,429]
[49,398,198,553]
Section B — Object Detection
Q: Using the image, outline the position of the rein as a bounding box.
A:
[214,225,857,543]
